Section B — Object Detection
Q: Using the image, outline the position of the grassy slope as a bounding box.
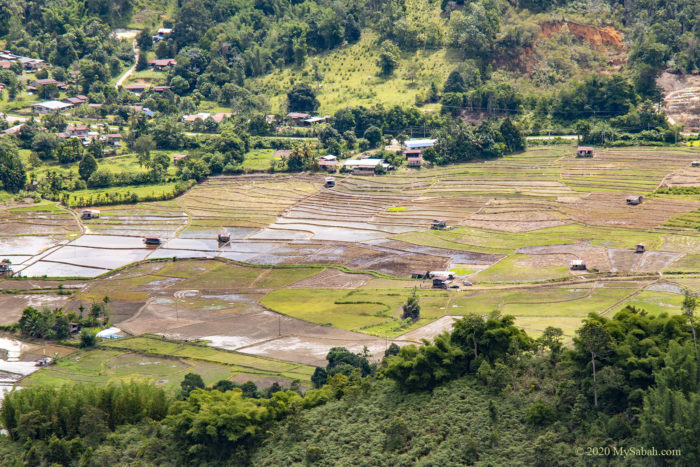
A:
[250,30,453,115]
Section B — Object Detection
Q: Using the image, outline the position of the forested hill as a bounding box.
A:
[1,0,697,115]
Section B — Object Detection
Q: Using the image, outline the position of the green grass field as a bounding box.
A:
[396,224,667,255]
[242,149,276,171]
[23,336,315,393]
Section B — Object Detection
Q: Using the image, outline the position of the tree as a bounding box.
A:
[377,50,398,77]
[499,117,525,153]
[135,51,148,71]
[577,320,613,408]
[363,125,382,147]
[31,132,60,160]
[444,70,466,93]
[79,329,97,348]
[311,367,328,389]
[682,289,698,359]
[170,75,190,95]
[287,83,319,113]
[0,140,26,193]
[402,288,420,320]
[133,135,155,166]
[180,373,205,399]
[79,154,98,181]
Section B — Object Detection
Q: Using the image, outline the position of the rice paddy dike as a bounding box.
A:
[2,145,700,389]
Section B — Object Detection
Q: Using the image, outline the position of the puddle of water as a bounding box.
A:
[249,228,313,240]
[203,335,261,350]
[0,237,58,256]
[270,223,387,242]
[147,249,213,260]
[200,294,257,302]
[0,255,32,265]
[70,235,147,249]
[43,246,150,269]
[163,238,221,251]
[646,283,684,294]
[179,227,258,239]
[217,251,261,262]
[19,262,108,278]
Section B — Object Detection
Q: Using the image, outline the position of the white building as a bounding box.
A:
[403,139,436,152]
[32,100,73,114]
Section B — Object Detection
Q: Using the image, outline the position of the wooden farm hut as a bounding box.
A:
[431,219,446,230]
[635,243,645,253]
[218,231,231,243]
[144,236,162,245]
[576,146,595,158]
[626,195,643,205]
[324,177,335,188]
[570,259,586,270]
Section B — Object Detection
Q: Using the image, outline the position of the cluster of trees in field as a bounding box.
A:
[2,294,699,465]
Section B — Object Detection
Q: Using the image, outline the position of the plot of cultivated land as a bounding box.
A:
[0,203,79,235]
[101,337,315,382]
[0,294,72,325]
[661,167,700,188]
[81,202,187,237]
[177,175,320,229]
[560,192,699,230]
[463,199,571,232]
[558,147,700,193]
[21,349,296,391]
[287,269,372,288]
[664,254,700,273]
[472,254,573,282]
[398,315,461,342]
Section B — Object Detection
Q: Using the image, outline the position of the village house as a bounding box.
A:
[432,275,450,289]
[402,139,436,166]
[62,95,88,106]
[65,124,89,138]
[31,78,68,90]
[33,100,73,114]
[286,112,310,124]
[576,146,595,158]
[153,85,171,93]
[148,59,177,71]
[123,84,148,94]
[403,138,436,153]
[172,153,189,163]
[318,154,338,172]
[0,60,11,69]
[626,195,643,205]
[405,149,423,167]
[1,124,22,137]
[103,134,123,146]
[341,158,391,175]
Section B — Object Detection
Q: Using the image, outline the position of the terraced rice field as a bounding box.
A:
[3,145,700,371]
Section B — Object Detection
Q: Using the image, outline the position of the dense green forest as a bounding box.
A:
[1,304,699,465]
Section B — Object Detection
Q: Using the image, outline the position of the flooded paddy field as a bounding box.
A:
[3,146,700,375]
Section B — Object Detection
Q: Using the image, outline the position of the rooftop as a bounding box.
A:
[33,100,72,110]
